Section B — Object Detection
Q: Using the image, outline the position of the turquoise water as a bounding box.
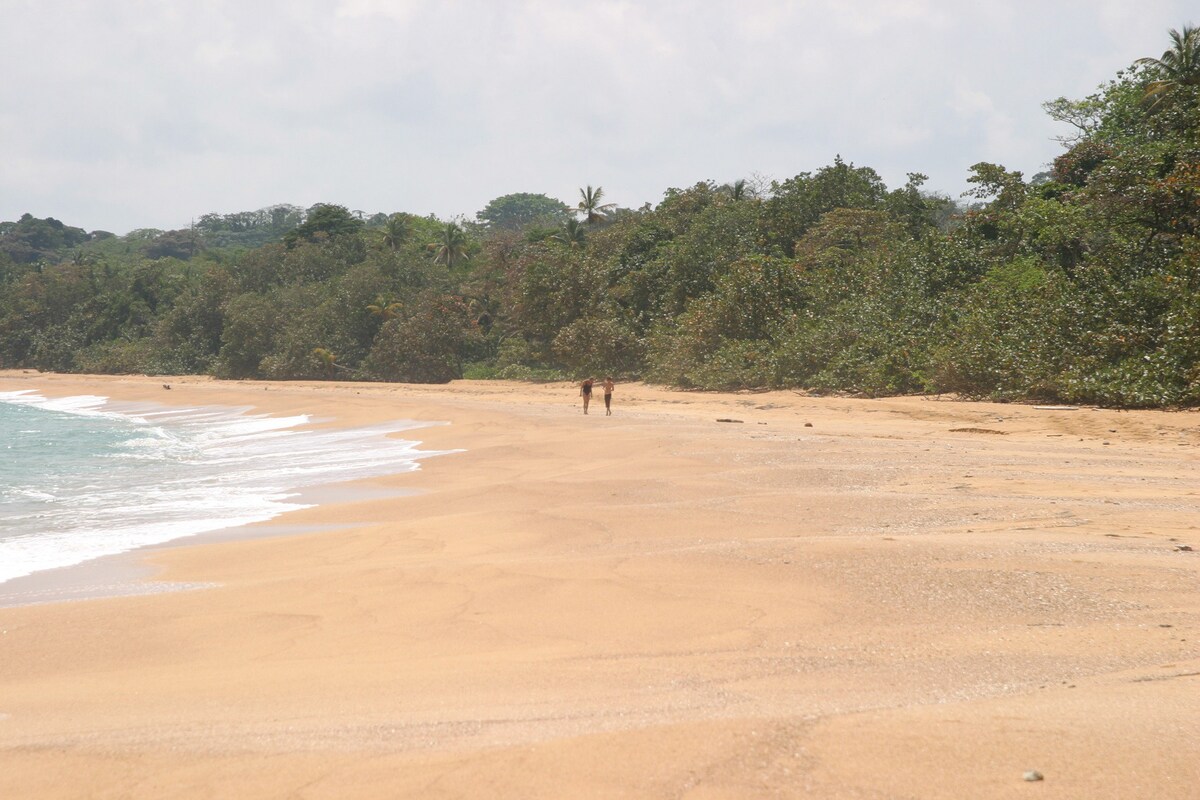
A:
[0,391,447,585]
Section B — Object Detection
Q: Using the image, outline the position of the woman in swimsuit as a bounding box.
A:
[580,378,594,414]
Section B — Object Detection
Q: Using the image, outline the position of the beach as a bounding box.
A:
[0,371,1197,799]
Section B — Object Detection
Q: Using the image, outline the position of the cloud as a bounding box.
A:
[334,0,424,23]
[1,0,1195,232]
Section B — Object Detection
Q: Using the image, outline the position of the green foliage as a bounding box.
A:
[646,255,804,389]
[149,269,234,373]
[552,316,642,377]
[1136,24,1200,113]
[773,230,950,396]
[143,229,204,260]
[0,213,91,264]
[381,213,414,250]
[577,185,616,225]
[469,337,570,381]
[930,259,1079,401]
[1052,141,1114,187]
[553,218,587,249]
[763,156,888,255]
[505,243,604,356]
[283,203,365,248]
[195,205,305,249]
[4,26,1200,405]
[215,293,279,378]
[965,162,1027,209]
[885,173,956,238]
[28,322,89,372]
[364,292,480,382]
[657,189,764,316]
[75,338,172,375]
[427,222,471,269]
[476,193,570,231]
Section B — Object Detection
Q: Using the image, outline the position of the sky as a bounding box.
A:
[1,0,1195,235]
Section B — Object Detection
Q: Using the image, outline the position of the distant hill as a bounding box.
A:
[0,214,104,264]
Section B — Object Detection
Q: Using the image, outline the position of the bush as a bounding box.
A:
[364,293,480,383]
[681,339,777,391]
[28,323,88,372]
[774,307,931,396]
[74,338,164,374]
[552,316,643,377]
[214,293,279,378]
[644,255,804,388]
[930,258,1078,401]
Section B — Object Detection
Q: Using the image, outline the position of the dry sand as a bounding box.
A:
[0,371,1197,799]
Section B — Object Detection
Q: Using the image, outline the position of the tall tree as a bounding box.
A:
[366,295,402,320]
[312,347,337,378]
[577,185,615,224]
[0,213,90,264]
[476,193,570,230]
[428,222,470,269]
[283,203,364,247]
[382,213,412,250]
[725,178,749,201]
[1136,24,1200,109]
[763,157,889,256]
[554,218,587,249]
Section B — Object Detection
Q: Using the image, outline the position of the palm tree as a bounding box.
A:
[312,348,337,379]
[465,296,493,330]
[427,222,470,269]
[577,185,615,224]
[382,213,411,251]
[1136,24,1200,109]
[366,295,402,320]
[554,218,587,248]
[725,178,748,201]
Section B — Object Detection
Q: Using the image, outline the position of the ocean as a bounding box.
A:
[0,390,446,586]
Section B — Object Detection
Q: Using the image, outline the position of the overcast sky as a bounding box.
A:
[2,0,1194,234]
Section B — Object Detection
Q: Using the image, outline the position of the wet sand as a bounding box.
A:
[0,371,1197,798]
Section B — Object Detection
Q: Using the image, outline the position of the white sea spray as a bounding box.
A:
[0,391,453,584]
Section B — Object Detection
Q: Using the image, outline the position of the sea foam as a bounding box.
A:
[0,390,453,584]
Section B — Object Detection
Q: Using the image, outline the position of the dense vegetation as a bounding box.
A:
[2,28,1198,407]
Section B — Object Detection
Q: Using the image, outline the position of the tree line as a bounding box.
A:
[2,26,1198,407]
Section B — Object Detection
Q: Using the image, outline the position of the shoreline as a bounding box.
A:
[0,371,1197,798]
[0,518,354,608]
[0,384,447,603]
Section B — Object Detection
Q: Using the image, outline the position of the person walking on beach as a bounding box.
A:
[580,378,594,414]
[601,376,615,416]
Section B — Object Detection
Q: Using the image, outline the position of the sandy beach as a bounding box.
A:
[0,371,1197,799]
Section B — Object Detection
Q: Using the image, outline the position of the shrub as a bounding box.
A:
[930,258,1078,401]
[364,293,480,383]
[552,316,643,377]
[74,338,162,374]
[214,293,279,378]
